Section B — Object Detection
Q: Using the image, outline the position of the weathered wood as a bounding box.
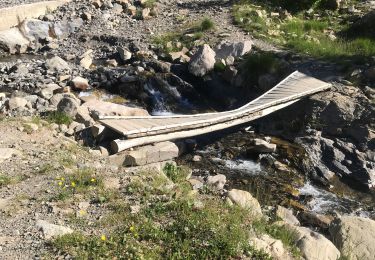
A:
[110,99,300,153]
[94,71,331,152]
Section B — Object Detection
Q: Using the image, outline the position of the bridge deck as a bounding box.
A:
[100,71,331,146]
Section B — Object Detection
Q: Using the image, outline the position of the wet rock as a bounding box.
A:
[71,76,89,90]
[188,44,216,77]
[36,220,73,239]
[300,211,333,229]
[329,216,375,260]
[227,189,262,218]
[276,206,300,226]
[291,225,340,260]
[207,174,226,190]
[45,56,70,72]
[215,40,252,60]
[364,66,375,82]
[248,139,277,154]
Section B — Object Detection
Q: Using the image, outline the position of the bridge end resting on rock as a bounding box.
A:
[96,71,331,153]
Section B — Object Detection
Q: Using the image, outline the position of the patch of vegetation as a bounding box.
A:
[141,0,158,8]
[233,1,375,63]
[46,111,73,125]
[51,166,275,259]
[240,52,282,83]
[253,220,301,257]
[0,174,12,187]
[53,197,271,259]
[53,168,103,201]
[153,17,215,54]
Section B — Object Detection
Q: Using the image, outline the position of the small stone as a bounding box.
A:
[207,174,227,190]
[36,220,73,239]
[7,97,27,110]
[117,47,132,62]
[71,76,89,90]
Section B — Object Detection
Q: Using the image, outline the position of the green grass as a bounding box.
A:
[46,111,73,125]
[253,220,301,257]
[240,52,281,84]
[141,0,158,8]
[53,168,103,201]
[0,175,12,187]
[53,198,271,259]
[153,18,215,54]
[233,1,375,63]
[50,167,274,259]
[199,17,215,31]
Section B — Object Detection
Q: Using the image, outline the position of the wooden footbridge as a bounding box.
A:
[99,71,331,153]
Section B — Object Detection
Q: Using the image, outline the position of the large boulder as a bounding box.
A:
[215,40,253,60]
[292,226,340,260]
[123,141,179,166]
[227,189,262,218]
[347,10,375,39]
[249,234,291,260]
[188,44,216,77]
[81,100,149,119]
[0,28,30,54]
[329,216,375,260]
[57,96,81,117]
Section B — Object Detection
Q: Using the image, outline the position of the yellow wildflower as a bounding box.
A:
[61,177,65,181]
[71,181,76,187]
[91,178,96,182]
[58,181,63,186]
[101,235,106,241]
[129,226,135,232]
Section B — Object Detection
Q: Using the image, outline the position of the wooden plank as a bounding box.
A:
[100,71,331,139]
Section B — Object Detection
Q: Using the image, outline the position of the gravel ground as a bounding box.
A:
[0,0,43,8]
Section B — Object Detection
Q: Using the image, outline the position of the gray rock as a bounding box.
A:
[207,174,226,190]
[329,216,375,260]
[249,139,277,154]
[123,141,179,166]
[57,96,80,117]
[36,220,73,239]
[7,97,27,110]
[249,234,290,260]
[39,84,61,100]
[292,225,340,260]
[0,28,30,54]
[227,189,262,218]
[0,148,21,163]
[118,47,132,62]
[215,40,253,60]
[276,206,300,226]
[71,76,89,90]
[45,56,70,72]
[188,44,216,77]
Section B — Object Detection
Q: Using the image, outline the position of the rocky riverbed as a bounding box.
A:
[1,0,375,259]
